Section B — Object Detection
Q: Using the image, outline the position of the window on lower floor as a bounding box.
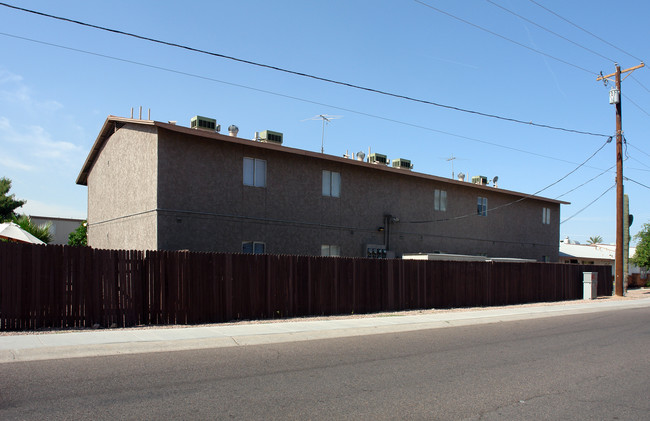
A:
[477,197,488,216]
[322,170,341,197]
[321,244,341,257]
[434,189,447,211]
[242,241,266,254]
[243,157,266,187]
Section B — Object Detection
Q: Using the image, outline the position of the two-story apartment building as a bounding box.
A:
[76,115,567,261]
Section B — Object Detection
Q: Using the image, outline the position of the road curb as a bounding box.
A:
[1,298,649,363]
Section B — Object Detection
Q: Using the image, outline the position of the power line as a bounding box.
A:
[407,136,612,224]
[628,143,650,158]
[527,136,611,194]
[624,177,650,190]
[631,75,650,94]
[414,0,598,76]
[622,93,650,118]
[618,140,650,173]
[528,0,645,63]
[554,164,615,199]
[0,31,615,171]
[627,157,650,172]
[0,1,609,139]
[560,184,615,224]
[485,0,616,63]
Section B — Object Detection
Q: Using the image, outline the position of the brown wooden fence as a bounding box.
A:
[0,242,612,331]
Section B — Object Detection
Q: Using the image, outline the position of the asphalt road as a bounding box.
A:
[1,307,649,420]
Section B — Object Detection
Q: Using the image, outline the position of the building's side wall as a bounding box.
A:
[156,129,560,261]
[30,216,85,245]
[86,123,158,250]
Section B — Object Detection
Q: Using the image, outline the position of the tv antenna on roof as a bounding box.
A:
[444,154,465,179]
[303,114,342,153]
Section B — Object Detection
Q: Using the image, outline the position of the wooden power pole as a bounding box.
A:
[597,62,644,296]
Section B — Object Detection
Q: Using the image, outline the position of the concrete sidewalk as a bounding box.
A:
[2,295,650,363]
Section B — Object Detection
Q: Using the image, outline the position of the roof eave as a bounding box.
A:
[76,116,155,186]
[76,116,570,206]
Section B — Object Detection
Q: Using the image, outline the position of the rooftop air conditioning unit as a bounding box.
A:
[259,130,283,145]
[190,115,217,131]
[391,158,412,170]
[472,175,488,185]
[369,153,388,165]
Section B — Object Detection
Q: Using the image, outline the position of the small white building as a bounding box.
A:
[30,215,85,245]
[559,236,641,275]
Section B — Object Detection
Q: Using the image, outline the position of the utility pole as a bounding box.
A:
[597,62,644,296]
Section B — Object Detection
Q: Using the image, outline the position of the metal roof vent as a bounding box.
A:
[391,158,413,170]
[190,115,217,131]
[228,125,239,137]
[259,130,283,145]
[369,153,388,165]
[472,175,488,185]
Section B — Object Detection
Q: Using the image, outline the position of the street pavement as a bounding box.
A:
[2,291,649,363]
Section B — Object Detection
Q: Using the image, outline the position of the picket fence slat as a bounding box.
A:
[0,242,613,331]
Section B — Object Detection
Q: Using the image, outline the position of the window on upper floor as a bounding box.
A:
[434,189,447,211]
[322,170,341,197]
[242,241,266,254]
[477,197,488,216]
[243,157,266,188]
[542,207,551,224]
[321,244,341,257]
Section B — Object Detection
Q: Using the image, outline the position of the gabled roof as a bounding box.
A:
[75,116,569,205]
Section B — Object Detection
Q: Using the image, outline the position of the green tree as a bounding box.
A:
[631,223,650,271]
[12,214,52,244]
[587,235,603,244]
[0,177,26,222]
[68,220,87,246]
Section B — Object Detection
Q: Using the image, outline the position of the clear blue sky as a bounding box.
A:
[1,0,648,245]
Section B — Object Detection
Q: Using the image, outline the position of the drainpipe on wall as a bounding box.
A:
[383,215,390,251]
[384,214,399,252]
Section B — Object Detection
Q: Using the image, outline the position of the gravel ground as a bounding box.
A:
[2,288,649,336]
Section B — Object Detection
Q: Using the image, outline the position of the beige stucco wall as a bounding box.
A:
[153,128,560,260]
[86,123,158,250]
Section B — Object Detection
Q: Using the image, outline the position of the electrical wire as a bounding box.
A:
[627,158,650,172]
[0,1,610,138]
[414,0,598,76]
[624,177,650,190]
[631,75,650,94]
[628,143,650,158]
[485,0,616,63]
[560,184,615,224]
[0,31,615,171]
[622,94,650,118]
[554,164,615,199]
[528,0,645,63]
[620,145,650,173]
[407,136,613,224]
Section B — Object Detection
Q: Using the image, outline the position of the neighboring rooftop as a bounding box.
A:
[559,238,636,261]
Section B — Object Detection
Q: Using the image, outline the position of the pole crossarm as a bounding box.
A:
[597,62,644,82]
